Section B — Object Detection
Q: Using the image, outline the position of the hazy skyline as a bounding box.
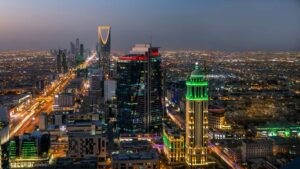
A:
[1,0,300,51]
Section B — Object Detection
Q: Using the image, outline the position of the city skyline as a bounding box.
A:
[1,1,300,169]
[1,0,300,51]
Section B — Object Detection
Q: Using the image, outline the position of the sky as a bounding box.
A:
[0,0,300,51]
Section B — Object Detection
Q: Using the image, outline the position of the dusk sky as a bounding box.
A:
[1,0,300,51]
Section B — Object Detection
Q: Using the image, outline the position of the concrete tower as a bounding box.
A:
[98,26,111,79]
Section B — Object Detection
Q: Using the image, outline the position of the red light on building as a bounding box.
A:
[151,48,159,57]
[119,55,147,61]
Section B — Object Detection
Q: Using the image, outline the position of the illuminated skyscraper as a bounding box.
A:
[185,62,209,167]
[116,44,162,134]
[98,26,111,78]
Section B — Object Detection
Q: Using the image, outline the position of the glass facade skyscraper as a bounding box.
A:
[116,44,162,134]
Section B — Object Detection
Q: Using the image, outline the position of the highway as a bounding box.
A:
[4,53,96,143]
[208,142,243,169]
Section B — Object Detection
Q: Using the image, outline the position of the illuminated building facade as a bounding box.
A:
[185,63,209,167]
[256,125,300,138]
[208,106,231,130]
[116,44,162,134]
[1,142,9,169]
[9,133,50,168]
[163,122,185,165]
[98,26,111,78]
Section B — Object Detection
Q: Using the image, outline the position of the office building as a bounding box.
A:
[241,139,273,162]
[67,133,107,168]
[80,44,84,57]
[62,51,68,73]
[98,26,111,78]
[53,93,75,110]
[104,80,116,102]
[116,44,162,134]
[185,62,209,167]
[57,50,62,74]
[9,132,50,168]
[56,50,68,74]
[208,106,231,130]
[70,41,76,55]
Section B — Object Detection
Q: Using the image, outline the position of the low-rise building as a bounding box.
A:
[112,150,159,169]
[67,133,107,168]
[242,139,273,162]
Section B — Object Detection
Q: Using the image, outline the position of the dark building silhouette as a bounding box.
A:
[70,42,76,55]
[116,44,162,134]
[57,50,68,74]
[80,44,84,57]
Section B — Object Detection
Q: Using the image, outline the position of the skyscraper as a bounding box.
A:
[56,50,62,74]
[61,51,68,73]
[185,62,209,167]
[116,44,162,134]
[57,50,68,74]
[98,26,111,78]
[80,43,84,57]
[70,42,76,55]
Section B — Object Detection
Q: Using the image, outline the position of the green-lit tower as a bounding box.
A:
[21,140,37,159]
[185,62,209,167]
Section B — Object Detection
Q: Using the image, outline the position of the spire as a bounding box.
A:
[195,62,199,70]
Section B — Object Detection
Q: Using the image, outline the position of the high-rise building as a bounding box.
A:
[185,62,209,167]
[57,50,62,74]
[57,50,68,74]
[116,44,162,134]
[104,80,116,102]
[62,51,68,73]
[70,42,76,55]
[98,26,111,78]
[80,43,84,57]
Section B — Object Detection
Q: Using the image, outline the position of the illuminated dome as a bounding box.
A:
[189,62,204,81]
[191,62,202,75]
